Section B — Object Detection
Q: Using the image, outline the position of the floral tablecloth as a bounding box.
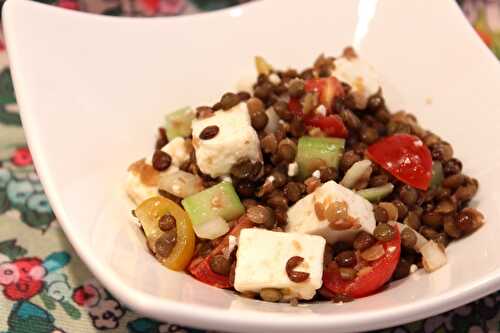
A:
[1,0,500,332]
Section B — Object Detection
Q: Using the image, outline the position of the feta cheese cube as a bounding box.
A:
[191,103,262,178]
[125,171,158,205]
[160,137,191,168]
[286,181,376,244]
[332,56,381,109]
[234,229,325,300]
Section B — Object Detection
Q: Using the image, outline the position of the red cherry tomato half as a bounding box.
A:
[304,77,344,111]
[366,134,432,190]
[288,98,303,117]
[323,225,401,298]
[188,216,253,289]
[303,114,348,138]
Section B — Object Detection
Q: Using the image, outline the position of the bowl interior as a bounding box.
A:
[4,0,500,332]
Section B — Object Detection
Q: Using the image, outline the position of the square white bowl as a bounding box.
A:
[4,0,500,332]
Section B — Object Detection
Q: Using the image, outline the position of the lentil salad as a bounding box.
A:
[126,47,484,304]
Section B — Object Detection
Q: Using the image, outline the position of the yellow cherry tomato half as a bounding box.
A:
[135,196,196,271]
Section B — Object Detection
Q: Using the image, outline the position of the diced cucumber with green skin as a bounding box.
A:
[357,183,394,202]
[181,182,245,227]
[295,136,345,179]
[430,161,444,189]
[165,106,195,140]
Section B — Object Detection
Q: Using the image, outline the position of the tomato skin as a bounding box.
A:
[304,115,348,138]
[366,134,433,190]
[188,216,253,289]
[323,226,400,298]
[288,98,303,117]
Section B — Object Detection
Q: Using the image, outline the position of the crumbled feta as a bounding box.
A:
[191,103,262,177]
[410,264,418,273]
[312,170,321,179]
[125,171,158,205]
[269,73,281,85]
[221,175,232,183]
[264,107,280,134]
[160,137,191,167]
[288,162,299,177]
[315,104,327,116]
[234,229,325,300]
[332,56,381,109]
[286,181,376,244]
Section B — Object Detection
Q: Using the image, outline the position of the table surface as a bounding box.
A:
[1,1,500,332]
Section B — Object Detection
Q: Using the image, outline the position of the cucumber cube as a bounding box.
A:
[182,182,245,227]
[165,107,195,140]
[296,136,345,179]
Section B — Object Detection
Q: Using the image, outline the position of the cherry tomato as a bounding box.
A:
[135,197,196,271]
[303,114,348,138]
[323,225,400,298]
[366,134,432,190]
[288,98,303,117]
[188,216,253,288]
[304,76,344,111]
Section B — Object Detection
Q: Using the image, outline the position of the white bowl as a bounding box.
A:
[4,0,500,332]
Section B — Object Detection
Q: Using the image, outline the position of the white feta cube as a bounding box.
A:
[332,56,381,109]
[234,229,325,300]
[160,137,191,168]
[191,103,262,178]
[125,171,158,205]
[286,180,376,244]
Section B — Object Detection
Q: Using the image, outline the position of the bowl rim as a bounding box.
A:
[4,0,500,332]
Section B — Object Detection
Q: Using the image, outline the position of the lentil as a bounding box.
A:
[392,200,408,220]
[335,251,357,268]
[155,229,177,258]
[288,78,305,98]
[331,241,351,256]
[360,126,379,144]
[209,254,232,276]
[373,205,389,223]
[267,192,288,209]
[246,205,274,225]
[231,159,262,179]
[273,101,293,121]
[159,213,176,231]
[196,106,214,119]
[261,133,278,154]
[199,125,220,140]
[318,166,337,182]
[152,150,172,171]
[401,228,417,248]
[340,109,361,129]
[286,256,310,282]
[399,185,418,206]
[155,127,168,150]
[237,91,251,101]
[259,288,282,302]
[442,174,464,189]
[220,92,240,110]
[373,223,396,241]
[443,158,462,176]
[422,211,443,228]
[379,202,398,221]
[392,258,412,280]
[277,139,297,163]
[284,182,305,202]
[271,170,288,188]
[236,181,257,198]
[353,231,376,251]
[339,151,362,173]
[443,216,462,238]
[404,211,421,230]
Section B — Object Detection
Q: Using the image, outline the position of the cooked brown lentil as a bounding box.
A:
[259,288,282,302]
[273,100,293,121]
[158,213,176,231]
[392,258,412,280]
[379,202,398,221]
[152,150,172,171]
[261,133,278,154]
[373,205,389,223]
[369,174,389,187]
[399,185,418,207]
[155,127,168,150]
[209,254,232,276]
[246,205,274,225]
[236,181,257,198]
[155,229,177,258]
[373,223,396,242]
[422,211,443,228]
[237,91,251,101]
[401,228,417,248]
[404,211,421,230]
[199,125,220,140]
[220,92,241,110]
[283,182,305,202]
[286,256,310,282]
[392,200,408,220]
[353,231,376,251]
[231,159,261,179]
[288,78,305,98]
[335,251,357,268]
[277,139,297,163]
[339,150,362,173]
